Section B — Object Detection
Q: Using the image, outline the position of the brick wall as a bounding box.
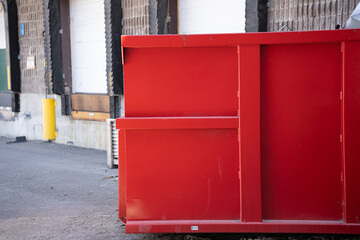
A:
[268,0,360,32]
[17,0,45,94]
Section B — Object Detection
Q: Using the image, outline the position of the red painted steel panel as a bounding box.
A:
[343,41,360,223]
[238,45,262,222]
[118,129,127,223]
[124,47,238,117]
[118,30,360,233]
[125,129,240,220]
[260,43,343,221]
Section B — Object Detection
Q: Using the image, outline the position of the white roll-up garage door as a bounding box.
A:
[70,0,107,94]
[0,7,6,49]
[179,0,246,34]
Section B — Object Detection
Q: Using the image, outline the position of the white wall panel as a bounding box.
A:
[179,0,246,34]
[70,0,107,94]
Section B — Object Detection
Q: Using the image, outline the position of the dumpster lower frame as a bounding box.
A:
[117,30,360,234]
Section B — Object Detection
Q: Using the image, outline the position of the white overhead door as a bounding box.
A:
[70,0,107,94]
[179,0,246,34]
[0,8,6,49]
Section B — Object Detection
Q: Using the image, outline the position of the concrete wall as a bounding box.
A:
[0,93,109,150]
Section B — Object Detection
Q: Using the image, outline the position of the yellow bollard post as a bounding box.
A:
[42,98,57,140]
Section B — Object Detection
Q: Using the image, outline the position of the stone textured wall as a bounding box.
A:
[16,0,45,94]
[122,0,150,35]
[268,0,360,32]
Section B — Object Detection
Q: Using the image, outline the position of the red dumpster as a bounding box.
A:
[116,29,360,234]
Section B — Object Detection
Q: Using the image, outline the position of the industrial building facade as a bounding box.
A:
[0,0,359,150]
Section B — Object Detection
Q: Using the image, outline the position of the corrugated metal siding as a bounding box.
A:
[105,0,123,95]
[122,0,150,35]
[106,119,118,168]
[268,0,360,32]
[105,0,113,95]
[111,119,118,165]
[43,0,53,95]
[17,0,46,94]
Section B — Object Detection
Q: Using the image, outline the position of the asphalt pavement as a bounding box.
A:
[0,137,143,240]
[0,137,359,240]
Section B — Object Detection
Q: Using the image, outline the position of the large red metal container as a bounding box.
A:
[116,30,360,234]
